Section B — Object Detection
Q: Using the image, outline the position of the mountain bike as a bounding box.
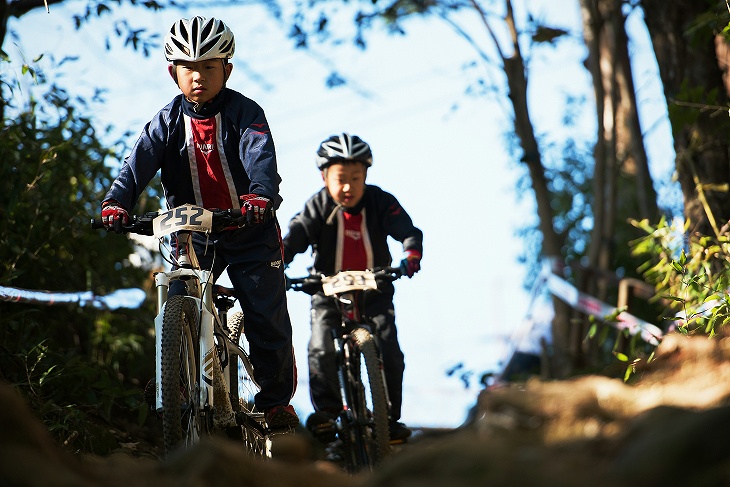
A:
[92,204,276,457]
[287,267,402,472]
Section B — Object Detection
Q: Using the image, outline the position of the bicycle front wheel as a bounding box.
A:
[347,327,391,471]
[161,295,207,454]
[227,311,270,458]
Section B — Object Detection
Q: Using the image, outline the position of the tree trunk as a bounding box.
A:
[641,0,730,237]
[572,0,660,369]
[499,0,571,378]
[580,0,659,295]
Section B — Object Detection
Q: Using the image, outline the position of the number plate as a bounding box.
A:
[321,270,378,296]
[152,205,213,238]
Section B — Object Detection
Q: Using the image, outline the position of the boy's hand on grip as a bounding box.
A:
[101,200,129,234]
[240,194,273,225]
[399,249,422,278]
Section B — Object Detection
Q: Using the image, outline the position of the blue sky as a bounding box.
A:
[9,0,674,427]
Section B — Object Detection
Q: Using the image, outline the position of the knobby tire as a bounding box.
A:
[227,311,270,458]
[348,328,391,471]
[161,295,206,454]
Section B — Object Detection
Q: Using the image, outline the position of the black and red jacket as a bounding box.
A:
[104,88,282,211]
[283,185,423,275]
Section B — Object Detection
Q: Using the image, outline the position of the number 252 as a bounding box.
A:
[158,206,205,230]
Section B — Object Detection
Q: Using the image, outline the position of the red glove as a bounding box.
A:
[240,194,273,225]
[399,249,422,278]
[101,200,129,233]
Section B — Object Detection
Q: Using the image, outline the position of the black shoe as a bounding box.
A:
[306,411,337,443]
[265,405,300,430]
[389,421,412,441]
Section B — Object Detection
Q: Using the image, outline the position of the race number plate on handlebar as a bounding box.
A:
[322,270,378,296]
[152,205,213,238]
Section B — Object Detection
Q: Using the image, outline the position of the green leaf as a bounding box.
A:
[587,323,597,339]
[624,365,632,382]
[614,352,629,362]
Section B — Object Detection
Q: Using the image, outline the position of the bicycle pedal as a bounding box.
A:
[143,379,156,409]
[324,449,344,462]
[268,425,297,434]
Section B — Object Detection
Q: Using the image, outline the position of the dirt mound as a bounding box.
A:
[366,332,730,486]
[4,332,730,486]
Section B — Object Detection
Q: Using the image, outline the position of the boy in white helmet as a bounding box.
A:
[101,16,299,429]
[283,133,423,444]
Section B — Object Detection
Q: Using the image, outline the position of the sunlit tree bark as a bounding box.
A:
[641,0,730,238]
[482,0,572,378]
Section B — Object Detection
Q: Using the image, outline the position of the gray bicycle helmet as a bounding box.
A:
[316,133,373,170]
[164,16,235,62]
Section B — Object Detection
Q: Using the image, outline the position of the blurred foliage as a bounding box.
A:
[631,217,730,338]
[561,213,730,383]
[0,62,160,452]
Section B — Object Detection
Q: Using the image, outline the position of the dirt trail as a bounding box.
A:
[5,332,730,486]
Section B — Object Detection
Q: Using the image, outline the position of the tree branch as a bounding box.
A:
[8,0,64,18]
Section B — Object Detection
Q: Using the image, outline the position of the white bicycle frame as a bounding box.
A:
[149,206,237,426]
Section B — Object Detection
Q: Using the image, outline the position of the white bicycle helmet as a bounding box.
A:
[316,133,373,170]
[164,16,235,62]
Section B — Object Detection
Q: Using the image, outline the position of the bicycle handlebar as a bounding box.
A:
[91,208,246,236]
[286,267,403,295]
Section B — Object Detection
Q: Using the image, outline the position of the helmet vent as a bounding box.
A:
[200,19,214,40]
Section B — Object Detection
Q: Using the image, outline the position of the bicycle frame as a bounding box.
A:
[331,292,390,418]
[93,204,271,455]
[149,231,212,416]
[288,268,401,471]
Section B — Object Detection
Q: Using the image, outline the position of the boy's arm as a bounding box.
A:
[104,110,170,211]
[282,193,325,265]
[239,103,282,209]
[282,219,306,265]
[381,192,423,277]
[380,191,423,253]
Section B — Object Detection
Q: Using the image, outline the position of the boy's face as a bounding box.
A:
[323,162,367,209]
[169,59,233,105]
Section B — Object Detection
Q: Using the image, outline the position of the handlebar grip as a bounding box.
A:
[286,276,324,295]
[374,266,403,280]
[91,215,153,235]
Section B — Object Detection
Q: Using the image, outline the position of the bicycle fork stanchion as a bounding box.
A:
[200,269,215,411]
[334,332,352,418]
[200,270,237,429]
[154,272,170,412]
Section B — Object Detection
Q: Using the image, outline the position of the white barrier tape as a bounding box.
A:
[544,274,663,346]
[0,286,146,310]
[669,295,729,329]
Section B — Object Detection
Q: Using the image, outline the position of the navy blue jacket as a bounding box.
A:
[283,185,423,275]
[104,88,282,211]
